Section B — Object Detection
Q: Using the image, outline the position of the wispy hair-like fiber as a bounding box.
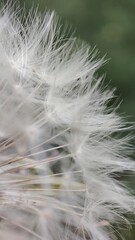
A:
[0,2,134,240]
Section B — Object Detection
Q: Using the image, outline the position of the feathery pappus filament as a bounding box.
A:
[0,2,134,240]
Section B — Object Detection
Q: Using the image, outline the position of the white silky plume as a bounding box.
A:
[0,3,134,240]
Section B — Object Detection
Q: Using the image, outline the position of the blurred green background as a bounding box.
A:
[4,0,135,239]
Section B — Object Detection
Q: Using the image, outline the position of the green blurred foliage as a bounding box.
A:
[3,0,135,239]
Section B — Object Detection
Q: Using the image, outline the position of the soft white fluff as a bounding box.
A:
[0,3,134,240]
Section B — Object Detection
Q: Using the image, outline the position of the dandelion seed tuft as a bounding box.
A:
[0,2,134,240]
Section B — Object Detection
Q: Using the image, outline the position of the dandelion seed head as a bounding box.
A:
[0,2,134,240]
